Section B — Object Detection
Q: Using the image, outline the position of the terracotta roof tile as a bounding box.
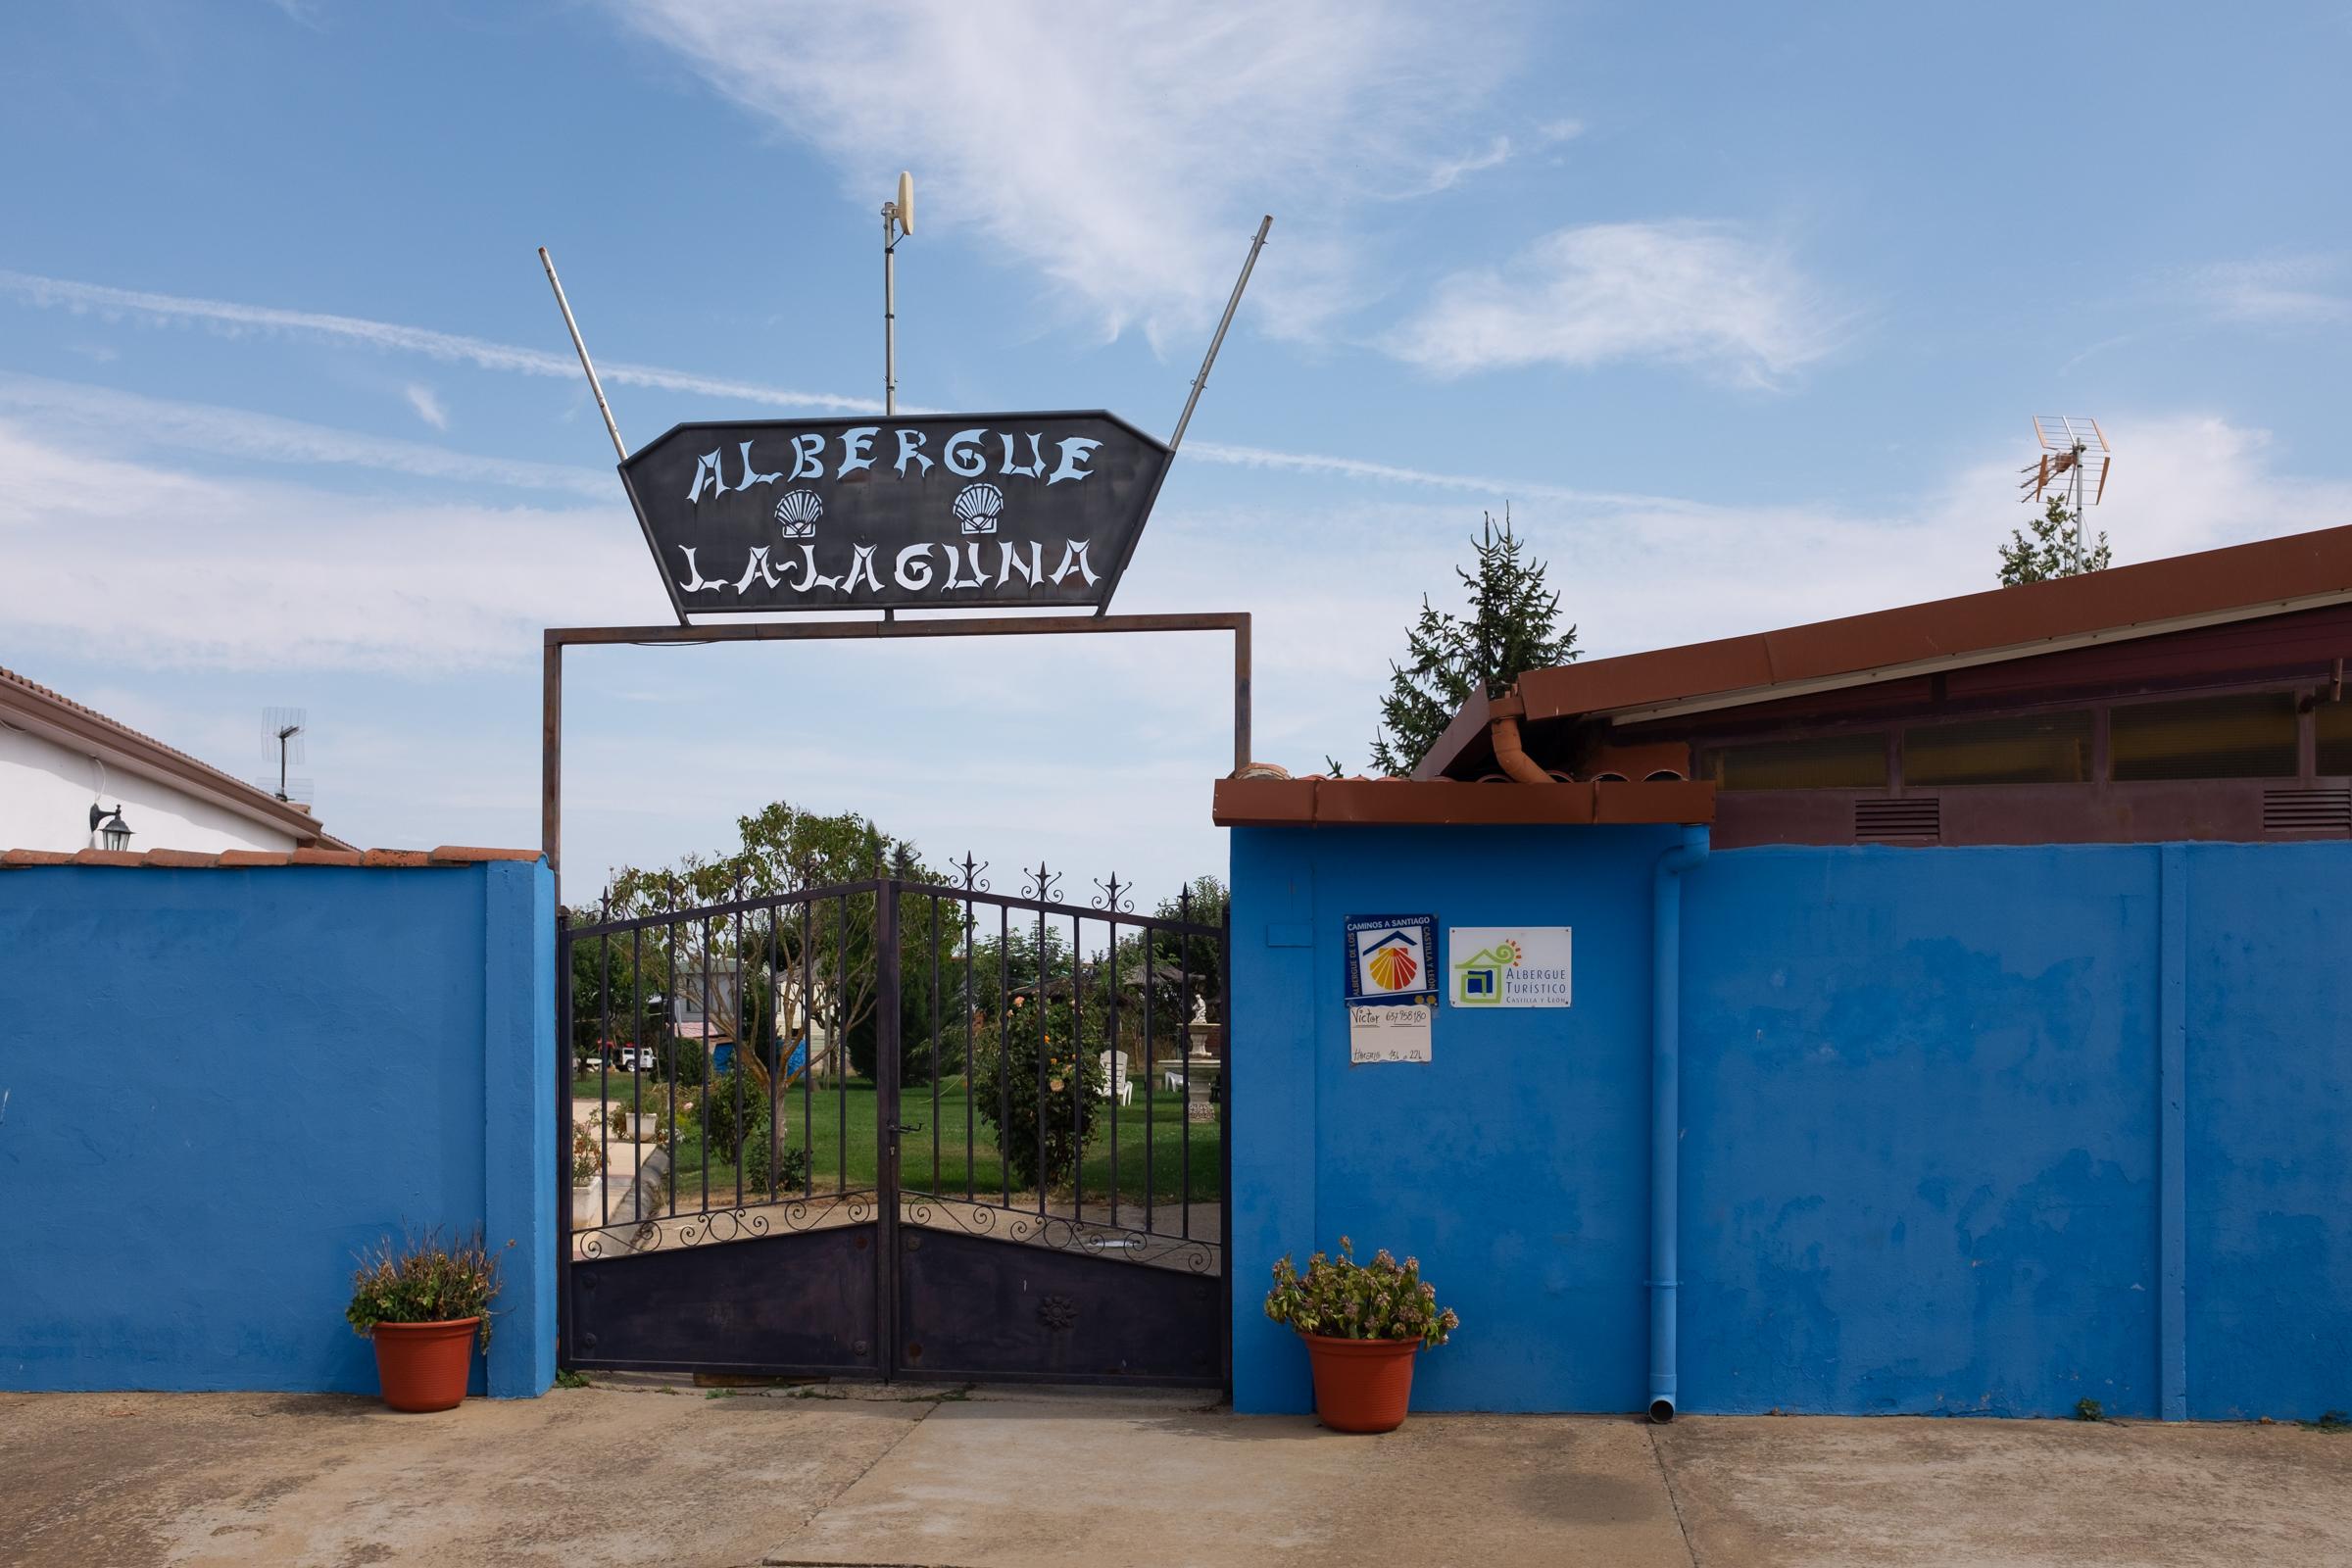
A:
[1,845,540,869]
[141,849,220,867]
[1212,777,1715,828]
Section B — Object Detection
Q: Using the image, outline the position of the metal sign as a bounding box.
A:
[1343,913,1439,1008]
[618,411,1171,618]
[1448,927,1572,1007]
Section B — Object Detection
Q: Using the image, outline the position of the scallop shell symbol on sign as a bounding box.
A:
[953,482,1004,536]
[774,489,823,539]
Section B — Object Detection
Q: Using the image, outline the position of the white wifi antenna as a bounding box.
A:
[883,172,914,416]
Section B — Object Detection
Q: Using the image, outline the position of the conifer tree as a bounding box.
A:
[1998,491,2112,585]
[1364,509,1578,775]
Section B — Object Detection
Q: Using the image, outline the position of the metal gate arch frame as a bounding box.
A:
[546,612,1247,1393]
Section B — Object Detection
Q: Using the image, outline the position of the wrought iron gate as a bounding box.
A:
[556,864,1229,1388]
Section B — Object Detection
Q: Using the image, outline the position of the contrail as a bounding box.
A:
[0,270,888,415]
[0,269,1692,513]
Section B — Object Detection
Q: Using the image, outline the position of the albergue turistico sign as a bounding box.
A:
[620,411,1171,618]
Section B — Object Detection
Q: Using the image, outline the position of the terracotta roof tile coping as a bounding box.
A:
[1213,776,1715,828]
[0,846,545,869]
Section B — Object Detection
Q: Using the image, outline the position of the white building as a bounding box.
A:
[0,664,347,855]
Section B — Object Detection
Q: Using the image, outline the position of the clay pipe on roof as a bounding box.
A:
[1487,689,1555,785]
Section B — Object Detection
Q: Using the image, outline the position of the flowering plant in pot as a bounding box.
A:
[1263,1237,1458,1433]
[345,1230,500,1412]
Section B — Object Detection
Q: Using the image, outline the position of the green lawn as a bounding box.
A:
[578,1074,1220,1210]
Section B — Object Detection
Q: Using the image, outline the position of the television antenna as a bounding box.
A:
[2020,416,2112,574]
[882,171,913,416]
[262,707,310,804]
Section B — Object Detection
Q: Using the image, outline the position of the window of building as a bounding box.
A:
[1701,732,1886,791]
[2110,690,2299,782]
[1904,710,2092,786]
[2317,700,2352,776]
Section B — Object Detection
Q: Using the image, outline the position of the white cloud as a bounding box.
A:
[0,372,612,497]
[0,419,662,671]
[0,270,888,414]
[2187,254,2351,326]
[1186,438,1687,513]
[403,382,450,431]
[3,270,1703,509]
[613,0,1511,346]
[1385,220,1846,386]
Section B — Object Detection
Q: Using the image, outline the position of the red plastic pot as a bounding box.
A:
[1299,1332,1421,1433]
[369,1318,480,1412]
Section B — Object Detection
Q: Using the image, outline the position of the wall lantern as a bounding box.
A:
[88,803,131,852]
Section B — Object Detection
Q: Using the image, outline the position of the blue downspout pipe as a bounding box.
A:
[1648,824,1709,1422]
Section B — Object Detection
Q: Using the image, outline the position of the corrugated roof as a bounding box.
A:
[1418,522,2352,778]
[0,662,354,850]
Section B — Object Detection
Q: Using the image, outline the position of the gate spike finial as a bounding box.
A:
[956,852,990,893]
[1021,861,1060,902]
[1092,871,1134,914]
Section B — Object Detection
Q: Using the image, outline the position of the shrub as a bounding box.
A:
[698,1066,771,1163]
[971,997,1106,1193]
[346,1229,500,1347]
[1263,1237,1459,1347]
[740,1110,812,1197]
[571,1123,604,1183]
[2075,1397,2105,1422]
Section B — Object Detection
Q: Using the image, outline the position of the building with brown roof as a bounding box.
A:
[1403,522,2352,849]
[0,664,348,855]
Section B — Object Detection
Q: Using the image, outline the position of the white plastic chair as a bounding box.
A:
[1099,1049,1133,1106]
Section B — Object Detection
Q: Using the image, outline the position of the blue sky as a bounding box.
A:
[3,1,2348,901]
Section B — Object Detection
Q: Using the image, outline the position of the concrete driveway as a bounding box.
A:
[4,1382,2347,1567]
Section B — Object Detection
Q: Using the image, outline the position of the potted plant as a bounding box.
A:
[572,1122,605,1183]
[1263,1237,1458,1433]
[606,1101,662,1142]
[345,1230,500,1412]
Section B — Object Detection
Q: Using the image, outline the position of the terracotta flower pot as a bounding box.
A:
[1300,1332,1421,1433]
[370,1318,481,1412]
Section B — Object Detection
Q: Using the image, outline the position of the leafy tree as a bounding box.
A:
[1999,491,2112,586]
[601,802,947,1089]
[972,995,1109,1192]
[1367,509,1579,775]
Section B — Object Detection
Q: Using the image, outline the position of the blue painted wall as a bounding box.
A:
[1230,830,2352,1420]
[0,861,555,1398]
[1232,824,1681,1414]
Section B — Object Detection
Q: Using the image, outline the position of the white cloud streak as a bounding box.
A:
[2187,254,2351,326]
[0,269,888,413]
[1386,220,1846,386]
[2,270,1707,509]
[613,0,1512,346]
[0,372,612,497]
[403,382,449,431]
[0,419,661,671]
